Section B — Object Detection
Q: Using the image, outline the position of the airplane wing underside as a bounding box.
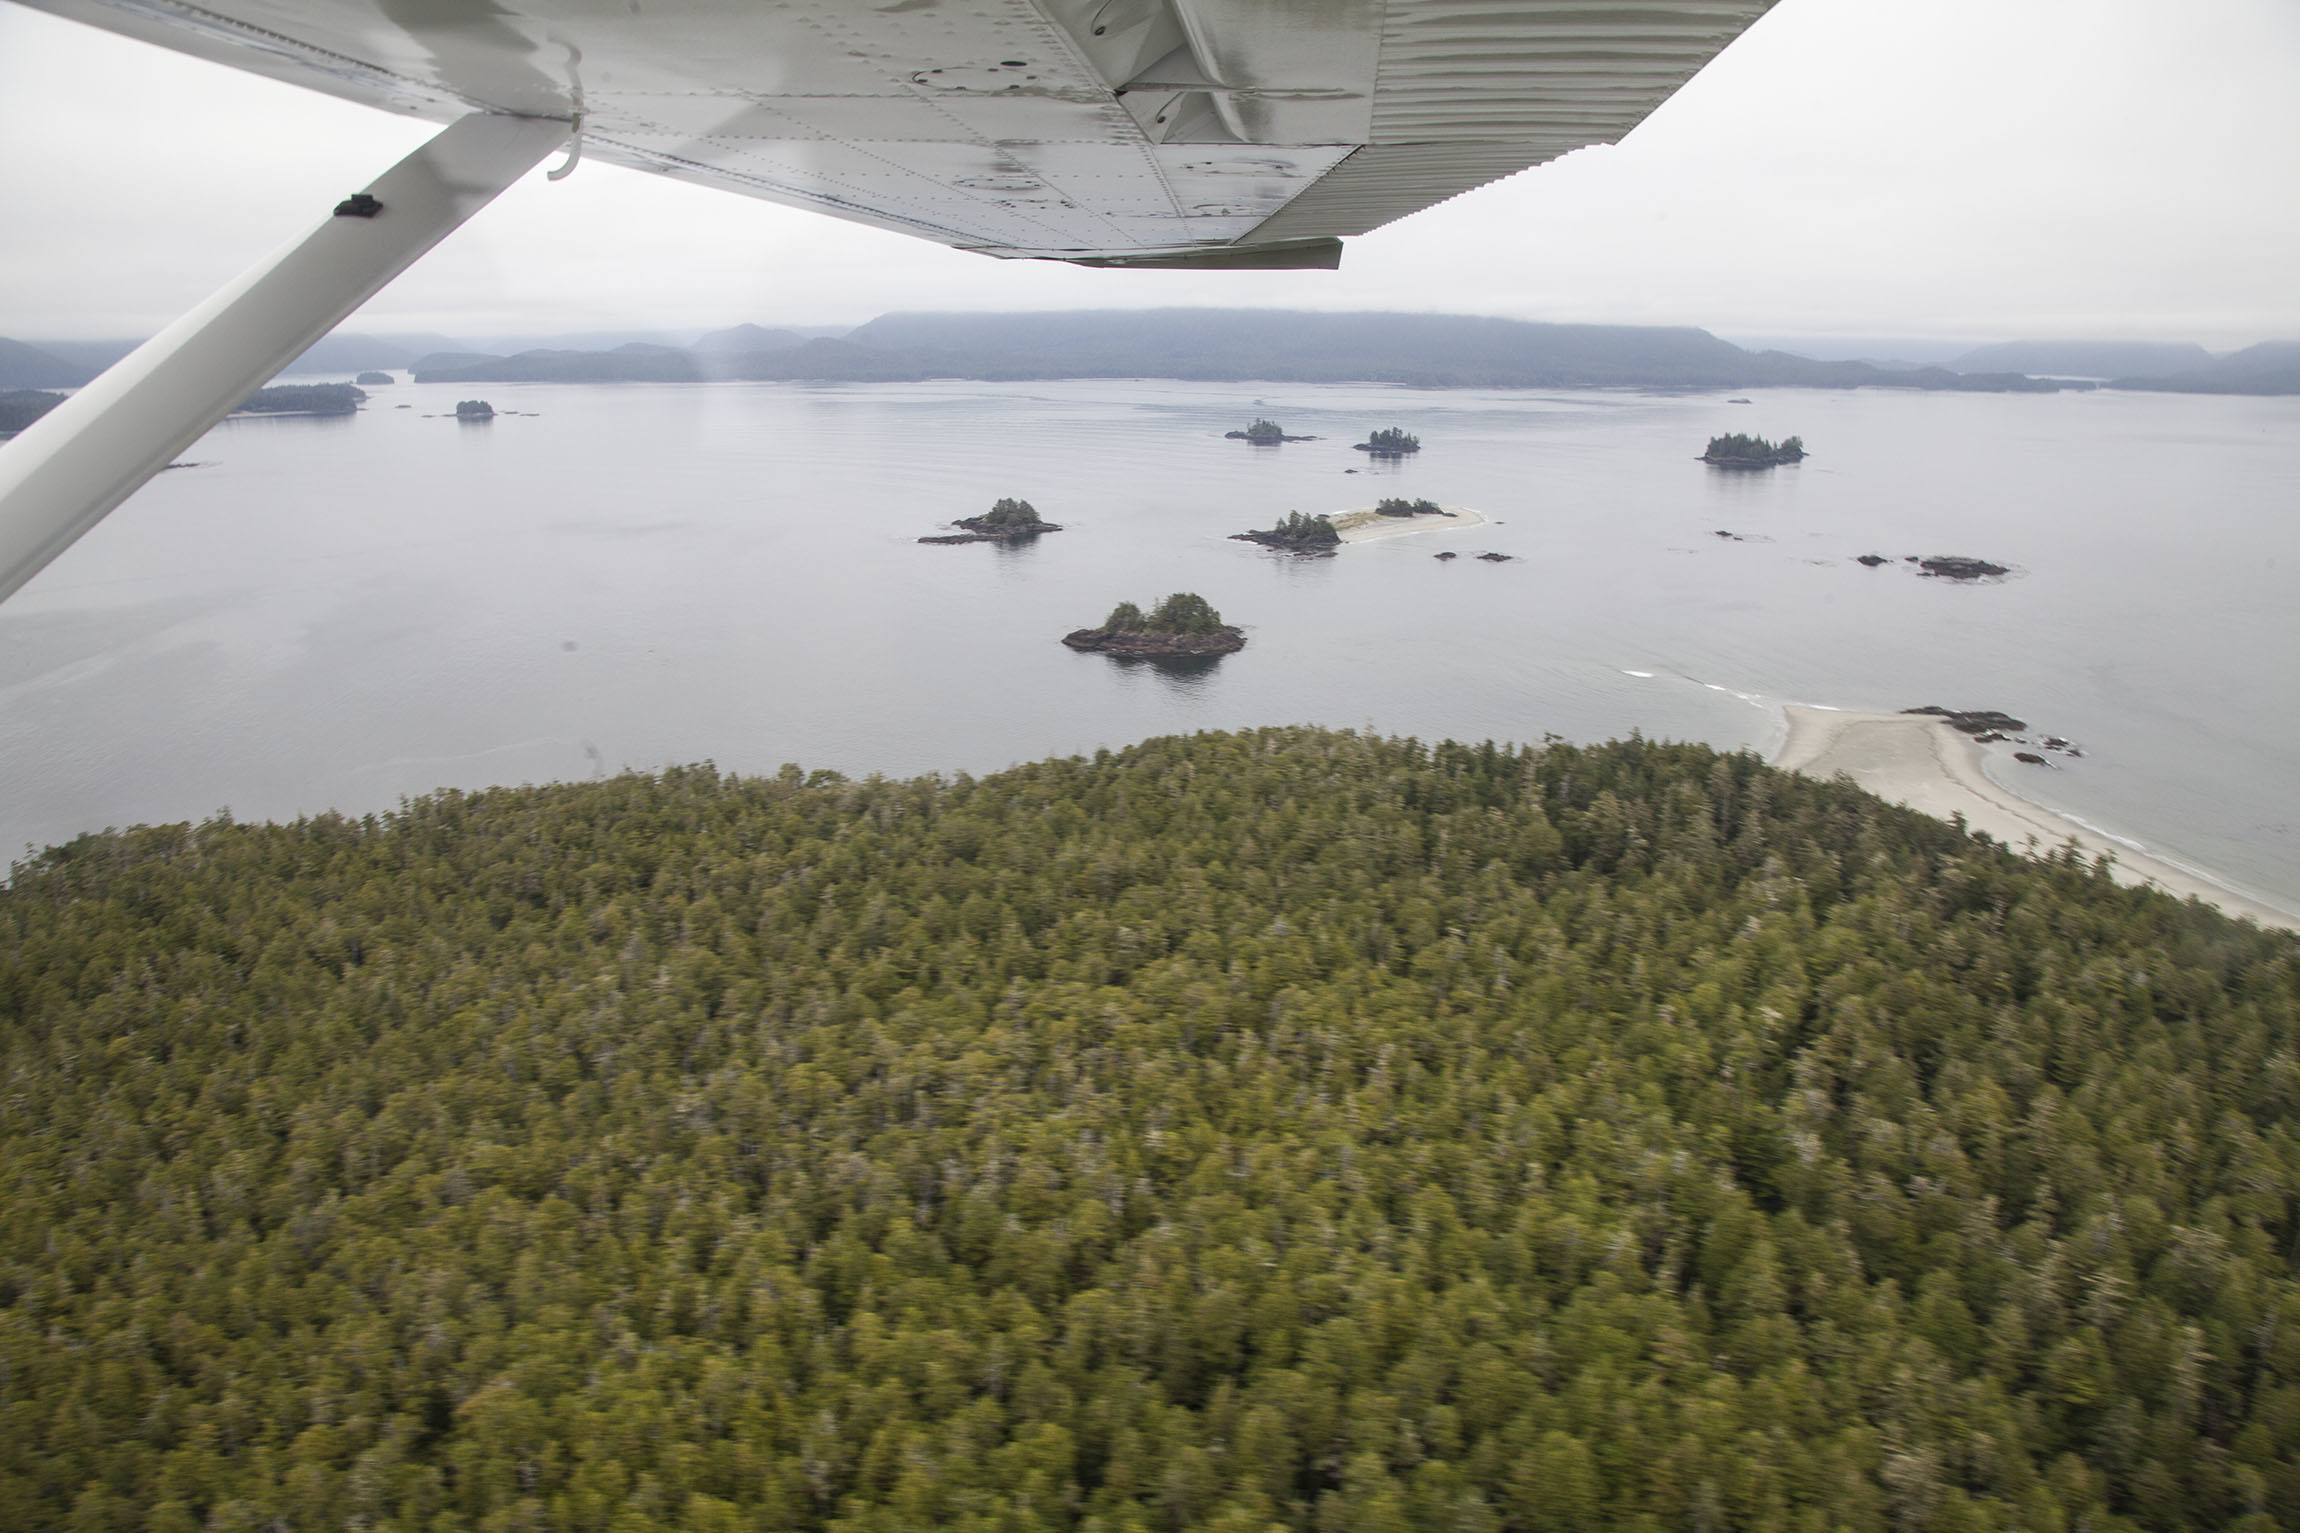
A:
[17,0,1776,268]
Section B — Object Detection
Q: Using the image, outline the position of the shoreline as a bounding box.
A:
[1331,504,1490,544]
[1770,706,2298,932]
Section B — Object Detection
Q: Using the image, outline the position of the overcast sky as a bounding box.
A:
[3,0,2295,347]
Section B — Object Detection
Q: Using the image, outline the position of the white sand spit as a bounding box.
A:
[1329,505,1490,545]
[1772,706,2297,932]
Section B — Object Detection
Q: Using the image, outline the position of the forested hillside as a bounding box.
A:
[4,729,2298,1531]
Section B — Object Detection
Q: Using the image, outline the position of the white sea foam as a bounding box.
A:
[1622,669,1655,679]
[2055,811,2151,854]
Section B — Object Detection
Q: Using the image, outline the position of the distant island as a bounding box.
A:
[354,370,393,386]
[919,496,1064,545]
[1224,417,1315,444]
[1375,497,1448,518]
[0,389,62,436]
[454,399,495,421]
[1063,593,1245,657]
[239,383,365,416]
[1701,432,1804,467]
[10,382,367,430]
[1231,510,1341,555]
[1353,427,1421,456]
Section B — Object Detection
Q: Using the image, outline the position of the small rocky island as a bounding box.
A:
[1853,552,2010,579]
[1375,496,1450,518]
[354,371,394,386]
[1905,706,2084,758]
[1353,427,1421,457]
[1917,555,2011,580]
[454,399,495,421]
[1231,510,1341,555]
[1063,592,1245,658]
[1906,707,2028,736]
[1700,432,1805,467]
[1225,417,1315,444]
[919,496,1064,545]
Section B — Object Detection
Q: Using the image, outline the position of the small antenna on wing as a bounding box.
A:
[547,114,585,182]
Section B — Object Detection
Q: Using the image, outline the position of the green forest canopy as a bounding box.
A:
[1358,428,1420,453]
[241,383,366,416]
[1255,512,1340,549]
[3,728,2298,1531]
[1101,592,1228,636]
[1375,498,1442,518]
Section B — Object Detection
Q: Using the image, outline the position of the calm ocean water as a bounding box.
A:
[2,377,2295,909]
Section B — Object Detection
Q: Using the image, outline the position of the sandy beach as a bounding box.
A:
[1772,707,2299,932]
[1330,504,1490,544]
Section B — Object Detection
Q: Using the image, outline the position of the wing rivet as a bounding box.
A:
[333,193,383,218]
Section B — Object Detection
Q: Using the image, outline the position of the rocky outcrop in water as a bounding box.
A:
[920,497,1063,544]
[1918,556,2011,580]
[1226,418,1316,443]
[1905,707,2029,735]
[1064,593,1245,658]
[1232,511,1340,555]
[1064,627,1247,658]
[454,399,495,421]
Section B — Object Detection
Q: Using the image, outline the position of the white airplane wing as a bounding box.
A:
[17,0,1776,268]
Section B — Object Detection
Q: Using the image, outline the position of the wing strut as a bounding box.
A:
[0,111,569,605]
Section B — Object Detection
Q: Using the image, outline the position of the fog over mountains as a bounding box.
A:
[4,311,2296,397]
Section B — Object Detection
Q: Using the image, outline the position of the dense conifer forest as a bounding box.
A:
[3,728,2298,1531]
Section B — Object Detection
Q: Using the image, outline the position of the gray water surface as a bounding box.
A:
[3,378,2295,908]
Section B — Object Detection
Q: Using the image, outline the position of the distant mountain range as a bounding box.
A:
[403,311,2085,392]
[2107,340,2300,395]
[4,315,2295,396]
[0,337,92,390]
[1947,339,2217,379]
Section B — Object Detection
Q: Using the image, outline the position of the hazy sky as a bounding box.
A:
[3,0,2295,346]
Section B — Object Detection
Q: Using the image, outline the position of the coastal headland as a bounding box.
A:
[1771,706,2298,931]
